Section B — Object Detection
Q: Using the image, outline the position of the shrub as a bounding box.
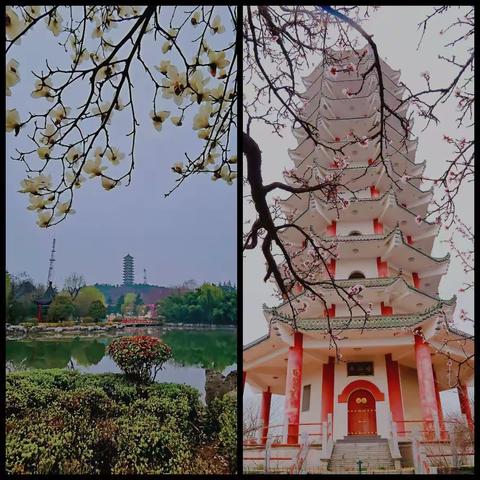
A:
[205,393,237,471]
[89,300,107,321]
[107,336,172,383]
[6,370,210,474]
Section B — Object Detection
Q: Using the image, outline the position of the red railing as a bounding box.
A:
[244,422,324,447]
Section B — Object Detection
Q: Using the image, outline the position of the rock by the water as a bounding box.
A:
[205,369,237,404]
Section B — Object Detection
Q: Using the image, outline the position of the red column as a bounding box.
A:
[414,329,440,440]
[457,383,474,434]
[242,371,246,394]
[321,356,335,425]
[326,221,337,236]
[432,367,447,440]
[284,332,303,444]
[385,354,405,437]
[412,272,420,289]
[376,257,389,277]
[373,218,384,234]
[260,387,272,445]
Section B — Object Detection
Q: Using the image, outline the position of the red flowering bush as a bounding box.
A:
[107,336,172,383]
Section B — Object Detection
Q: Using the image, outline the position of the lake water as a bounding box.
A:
[6,326,237,401]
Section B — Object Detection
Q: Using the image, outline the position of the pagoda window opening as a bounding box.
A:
[348,230,362,236]
[348,271,366,280]
[302,384,311,412]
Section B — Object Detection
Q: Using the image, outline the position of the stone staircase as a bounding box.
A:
[328,436,395,472]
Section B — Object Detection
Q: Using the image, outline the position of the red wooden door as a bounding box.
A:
[348,389,377,435]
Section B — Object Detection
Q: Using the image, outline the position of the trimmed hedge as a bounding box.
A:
[6,369,232,474]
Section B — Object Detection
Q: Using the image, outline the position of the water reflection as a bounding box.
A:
[6,328,236,399]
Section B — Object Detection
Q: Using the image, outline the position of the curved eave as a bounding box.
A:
[267,275,456,319]
[269,300,454,332]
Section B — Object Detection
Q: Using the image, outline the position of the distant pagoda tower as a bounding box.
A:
[123,254,134,286]
[243,48,474,472]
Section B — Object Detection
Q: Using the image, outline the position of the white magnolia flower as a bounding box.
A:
[27,193,52,211]
[96,62,117,81]
[208,50,230,76]
[217,69,227,79]
[193,104,213,130]
[225,172,237,185]
[168,28,178,39]
[155,60,171,75]
[162,41,172,54]
[150,110,170,131]
[118,6,133,17]
[101,176,119,190]
[219,164,230,180]
[50,105,71,124]
[92,19,104,38]
[84,157,107,177]
[31,78,55,101]
[36,211,52,228]
[172,162,184,174]
[114,97,125,111]
[6,59,20,94]
[170,116,182,126]
[197,128,211,140]
[40,124,58,146]
[37,146,51,159]
[66,172,85,188]
[56,201,75,216]
[92,102,112,124]
[6,109,21,134]
[93,146,104,160]
[162,66,186,105]
[6,7,25,40]
[19,174,52,194]
[46,12,63,36]
[210,15,225,34]
[209,84,225,102]
[66,147,82,164]
[106,147,125,165]
[71,48,89,64]
[188,69,210,104]
[25,5,41,20]
[228,155,237,164]
[191,11,201,25]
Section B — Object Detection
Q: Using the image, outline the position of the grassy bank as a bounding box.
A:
[6,369,236,474]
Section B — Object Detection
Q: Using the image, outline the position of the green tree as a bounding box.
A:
[74,286,106,317]
[88,300,107,321]
[121,292,137,316]
[47,294,75,323]
[157,283,236,325]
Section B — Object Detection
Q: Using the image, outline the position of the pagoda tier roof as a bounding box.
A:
[280,189,439,245]
[302,61,404,101]
[302,48,401,83]
[267,275,455,319]
[265,299,455,333]
[284,162,429,207]
[300,81,406,123]
[277,226,448,295]
[288,123,418,163]
[34,282,57,306]
[244,305,473,394]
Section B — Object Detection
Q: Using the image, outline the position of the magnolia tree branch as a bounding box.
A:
[6,5,237,228]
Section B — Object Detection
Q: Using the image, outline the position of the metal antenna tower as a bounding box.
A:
[143,268,147,284]
[47,238,56,285]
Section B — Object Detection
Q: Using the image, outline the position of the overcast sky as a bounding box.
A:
[6,7,237,289]
[243,6,473,414]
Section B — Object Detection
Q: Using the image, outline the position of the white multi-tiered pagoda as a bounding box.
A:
[243,49,474,474]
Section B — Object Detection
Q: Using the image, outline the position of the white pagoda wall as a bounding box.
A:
[399,365,423,421]
[336,220,375,236]
[298,354,392,441]
[298,364,324,441]
[335,258,377,280]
